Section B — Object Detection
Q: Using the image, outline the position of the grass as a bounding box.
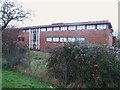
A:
[25,51,49,72]
[24,51,48,74]
[26,51,47,61]
[0,69,2,89]
[2,51,60,88]
[2,69,51,88]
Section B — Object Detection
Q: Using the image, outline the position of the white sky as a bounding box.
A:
[16,0,118,36]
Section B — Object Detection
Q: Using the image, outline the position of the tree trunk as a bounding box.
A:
[0,30,2,89]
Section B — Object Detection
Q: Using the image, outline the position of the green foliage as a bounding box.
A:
[26,51,47,61]
[47,42,120,88]
[2,70,50,88]
[2,46,30,69]
[18,46,28,54]
[116,39,120,47]
[2,29,30,69]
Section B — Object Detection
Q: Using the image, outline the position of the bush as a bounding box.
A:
[2,29,30,69]
[47,42,120,88]
[116,39,120,47]
[2,46,30,69]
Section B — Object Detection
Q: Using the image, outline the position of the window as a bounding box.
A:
[22,30,25,32]
[97,24,106,30]
[38,28,41,32]
[61,26,67,31]
[53,38,59,42]
[68,26,76,30]
[60,38,67,42]
[68,38,75,42]
[76,38,85,42]
[77,25,85,30]
[17,37,24,41]
[33,30,36,42]
[22,30,30,32]
[36,29,39,32]
[87,25,95,30]
[46,38,52,42]
[41,28,46,31]
[47,27,52,31]
[26,30,29,32]
[53,27,59,31]
[21,37,24,41]
[17,38,20,41]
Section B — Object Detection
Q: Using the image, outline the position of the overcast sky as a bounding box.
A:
[16,0,118,36]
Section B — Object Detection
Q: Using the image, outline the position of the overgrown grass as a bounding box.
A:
[21,51,49,80]
[2,51,63,88]
[27,51,48,69]
[0,69,2,89]
[2,69,51,88]
[26,51,47,61]
[23,51,64,87]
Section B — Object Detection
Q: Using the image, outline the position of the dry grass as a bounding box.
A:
[66,82,86,88]
[17,51,55,84]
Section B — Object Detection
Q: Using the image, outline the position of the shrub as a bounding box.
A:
[2,29,30,69]
[2,46,30,69]
[47,42,120,88]
[116,39,120,47]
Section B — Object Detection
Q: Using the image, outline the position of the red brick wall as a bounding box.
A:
[16,32,29,47]
[40,29,112,50]
[16,22,114,51]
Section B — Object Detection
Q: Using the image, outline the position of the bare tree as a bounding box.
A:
[0,0,30,72]
[0,0,30,30]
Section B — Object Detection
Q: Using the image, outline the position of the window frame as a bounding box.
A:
[77,25,85,30]
[68,37,76,42]
[60,38,67,42]
[40,28,46,31]
[46,37,52,42]
[53,27,59,31]
[68,26,76,30]
[47,27,52,31]
[86,25,95,30]
[17,37,25,41]
[97,24,107,30]
[61,26,67,31]
[76,37,85,42]
[53,37,59,42]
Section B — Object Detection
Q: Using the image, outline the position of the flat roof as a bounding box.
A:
[18,20,112,30]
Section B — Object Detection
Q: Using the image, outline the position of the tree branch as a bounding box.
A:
[0,0,31,31]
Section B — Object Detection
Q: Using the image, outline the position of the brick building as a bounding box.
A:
[16,20,114,51]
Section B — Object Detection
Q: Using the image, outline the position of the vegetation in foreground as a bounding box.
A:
[2,49,62,88]
[116,39,120,47]
[47,42,120,88]
[2,69,50,88]
[2,33,120,88]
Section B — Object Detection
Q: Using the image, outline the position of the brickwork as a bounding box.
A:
[40,30,112,50]
[16,32,29,47]
[16,20,115,51]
